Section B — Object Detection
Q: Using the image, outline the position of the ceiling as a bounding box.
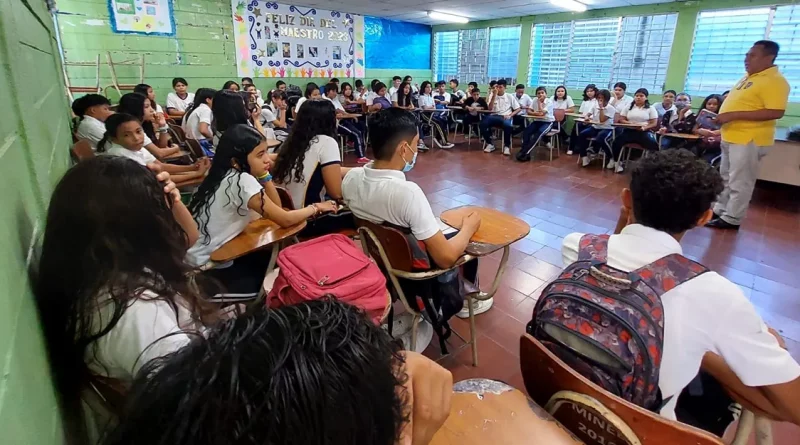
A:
[299,0,679,25]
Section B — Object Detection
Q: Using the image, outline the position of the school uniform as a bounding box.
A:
[578,98,596,115]
[562,224,800,421]
[714,66,790,226]
[462,97,488,127]
[654,102,676,119]
[166,92,195,112]
[388,86,400,98]
[660,109,697,151]
[294,97,308,114]
[76,115,107,151]
[480,93,520,148]
[553,96,576,139]
[452,89,466,103]
[261,104,289,141]
[572,103,616,158]
[610,94,633,115]
[518,98,554,160]
[326,96,366,158]
[419,94,448,144]
[432,92,452,142]
[611,105,659,161]
[570,98,598,146]
[104,142,158,166]
[512,93,535,130]
[182,103,213,141]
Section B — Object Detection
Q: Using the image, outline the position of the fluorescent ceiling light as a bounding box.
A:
[427,11,469,23]
[550,0,587,12]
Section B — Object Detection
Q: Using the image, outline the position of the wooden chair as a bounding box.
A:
[356,218,509,365]
[71,139,95,162]
[184,139,206,159]
[104,52,145,98]
[275,186,295,210]
[168,123,187,145]
[520,334,771,445]
[62,54,102,102]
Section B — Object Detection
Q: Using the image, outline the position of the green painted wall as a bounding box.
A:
[433,0,800,125]
[55,0,431,103]
[0,0,73,443]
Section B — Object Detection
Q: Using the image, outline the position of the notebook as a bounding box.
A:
[696,109,720,130]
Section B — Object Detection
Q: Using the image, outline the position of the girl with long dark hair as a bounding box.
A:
[181,88,216,155]
[568,84,599,155]
[133,83,163,114]
[117,92,179,158]
[610,88,659,173]
[294,82,320,114]
[211,90,268,145]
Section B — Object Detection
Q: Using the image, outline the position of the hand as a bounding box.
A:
[251,106,261,121]
[768,326,787,349]
[713,112,733,125]
[278,102,287,110]
[154,112,167,128]
[315,200,339,214]
[397,351,453,445]
[461,211,481,234]
[658,127,667,134]
[146,162,180,203]
[195,157,211,173]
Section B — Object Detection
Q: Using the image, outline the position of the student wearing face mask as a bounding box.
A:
[658,92,696,150]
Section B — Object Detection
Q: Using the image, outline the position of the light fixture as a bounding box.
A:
[549,0,587,12]
[427,11,470,23]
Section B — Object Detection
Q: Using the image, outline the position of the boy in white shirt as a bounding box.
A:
[449,79,465,103]
[517,86,554,161]
[388,76,402,99]
[610,81,633,118]
[512,84,535,133]
[561,150,800,429]
[573,89,616,167]
[72,94,114,151]
[166,77,195,119]
[654,89,677,119]
[480,79,521,156]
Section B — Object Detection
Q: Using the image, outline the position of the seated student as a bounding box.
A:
[266,80,287,103]
[352,79,367,101]
[133,83,164,114]
[611,88,659,173]
[35,156,216,441]
[467,81,478,95]
[449,79,466,103]
[187,124,337,293]
[487,80,498,103]
[552,85,575,142]
[222,80,240,92]
[654,89,677,119]
[517,86,554,162]
[324,83,369,164]
[367,81,393,112]
[261,90,290,142]
[610,81,633,119]
[561,150,800,430]
[658,92,696,150]
[567,83,599,155]
[340,81,364,114]
[243,83,264,108]
[462,87,488,129]
[117,93,180,159]
[181,88,216,155]
[101,299,454,445]
[480,79,520,156]
[393,82,416,110]
[388,76,403,99]
[691,93,725,162]
[295,82,320,114]
[212,89,268,144]
[420,81,454,149]
[512,84,534,132]
[574,89,616,168]
[404,75,419,93]
[166,77,195,119]
[99,113,209,182]
[241,76,262,102]
[342,108,491,318]
[73,94,114,151]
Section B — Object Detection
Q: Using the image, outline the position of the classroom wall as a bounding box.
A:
[55,0,432,103]
[0,0,73,443]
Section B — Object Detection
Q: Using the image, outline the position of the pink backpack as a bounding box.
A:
[267,234,388,324]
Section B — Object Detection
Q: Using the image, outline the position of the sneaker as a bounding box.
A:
[455,297,494,319]
[483,144,496,153]
[442,142,455,149]
[502,146,511,156]
[546,142,553,149]
[418,144,430,152]
[387,313,433,353]
[615,162,625,174]
[356,157,370,164]
[566,150,573,155]
[606,159,616,170]
[581,156,591,167]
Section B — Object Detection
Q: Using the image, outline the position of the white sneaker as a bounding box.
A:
[503,146,511,156]
[581,156,591,167]
[417,141,426,149]
[606,159,616,170]
[442,142,454,149]
[546,142,553,149]
[566,150,573,155]
[615,162,625,174]
[386,313,434,353]
[455,297,494,319]
[483,144,496,153]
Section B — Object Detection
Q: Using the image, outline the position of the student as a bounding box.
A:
[654,89,677,119]
[403,74,419,93]
[35,156,215,441]
[611,88,659,173]
[462,87,488,129]
[434,81,452,105]
[567,83,598,155]
[342,108,491,317]
[222,80,240,92]
[552,85,575,142]
[467,81,478,95]
[73,94,114,151]
[243,83,264,108]
[480,79,520,156]
[101,299,454,445]
[420,81,454,149]
[573,89,616,168]
[340,82,365,114]
[658,92,696,150]
[133,83,163,114]
[388,76,402,98]
[275,80,286,92]
[212,90,268,144]
[187,124,337,291]
[691,94,724,162]
[610,82,633,118]
[261,90,290,142]
[182,88,216,155]
[487,80,498,103]
[117,93,180,158]
[324,83,369,164]
[514,84,534,110]
[98,113,209,182]
[517,86,554,162]
[561,150,800,428]
[166,77,195,119]
[241,76,262,99]
[449,79,465,103]
[295,82,320,114]
[353,79,367,101]
[367,81,393,112]
[393,82,415,110]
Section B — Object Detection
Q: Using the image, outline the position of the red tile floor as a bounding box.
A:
[348,132,800,443]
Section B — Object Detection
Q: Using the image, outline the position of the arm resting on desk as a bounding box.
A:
[248,190,315,227]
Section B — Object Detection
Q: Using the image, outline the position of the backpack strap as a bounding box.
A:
[578,234,610,262]
[630,254,709,297]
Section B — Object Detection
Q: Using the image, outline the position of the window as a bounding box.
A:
[434,31,459,83]
[611,14,677,92]
[566,18,620,89]
[487,26,521,83]
[529,22,570,88]
[459,28,489,84]
[686,5,800,101]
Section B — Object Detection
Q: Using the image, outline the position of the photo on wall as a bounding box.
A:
[282,42,291,58]
[297,44,304,59]
[309,46,318,58]
[266,42,278,57]
[332,46,341,60]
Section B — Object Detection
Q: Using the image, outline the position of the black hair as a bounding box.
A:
[118,92,156,142]
[330,77,340,83]
[172,77,188,87]
[241,76,254,84]
[496,79,508,87]
[676,92,691,101]
[435,80,446,88]
[243,84,257,91]
[392,75,402,81]
[489,80,497,87]
[325,82,339,95]
[373,81,386,94]
[516,84,525,90]
[211,90,249,134]
[630,88,651,109]
[271,90,288,102]
[71,94,110,117]
[471,88,481,94]
[96,113,141,153]
[36,156,216,421]
[468,82,478,89]
[276,80,286,88]
[368,108,418,161]
[553,85,568,101]
[700,94,724,112]
[223,80,240,91]
[273,100,337,185]
[133,83,152,97]
[395,82,413,107]
[371,79,380,90]
[419,81,432,94]
[182,87,216,124]
[188,124,268,244]
[403,75,412,82]
[663,89,677,97]
[304,82,319,98]
[721,90,730,96]
[630,150,723,234]
[582,84,598,101]
[597,89,611,105]
[101,299,407,445]
[341,82,354,98]
[355,79,364,89]
[754,40,780,61]
[535,86,547,94]
[449,79,459,86]
[613,82,627,91]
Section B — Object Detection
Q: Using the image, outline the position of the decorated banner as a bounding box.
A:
[107,0,176,36]
[231,1,365,79]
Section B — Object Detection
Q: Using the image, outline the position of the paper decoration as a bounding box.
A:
[108,0,175,36]
[231,1,365,78]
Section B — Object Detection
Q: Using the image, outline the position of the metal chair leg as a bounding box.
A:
[468,293,478,366]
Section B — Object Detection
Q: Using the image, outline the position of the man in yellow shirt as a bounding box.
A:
[706,40,790,230]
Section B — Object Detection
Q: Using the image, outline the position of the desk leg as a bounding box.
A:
[469,245,511,367]
[267,242,280,273]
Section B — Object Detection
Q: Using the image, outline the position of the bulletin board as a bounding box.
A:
[231,1,365,79]
[107,0,176,36]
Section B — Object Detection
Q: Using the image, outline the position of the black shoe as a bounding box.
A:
[712,212,722,220]
[705,218,740,230]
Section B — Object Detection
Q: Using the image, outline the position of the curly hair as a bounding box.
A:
[272,99,337,184]
[103,298,408,445]
[630,149,723,234]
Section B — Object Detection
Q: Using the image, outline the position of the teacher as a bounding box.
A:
[706,40,790,230]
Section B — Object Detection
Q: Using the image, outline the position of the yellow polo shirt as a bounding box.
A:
[719,66,789,146]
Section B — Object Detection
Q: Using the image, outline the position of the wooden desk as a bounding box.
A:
[210,218,306,270]
[613,122,648,130]
[440,205,530,256]
[661,132,700,140]
[337,113,362,120]
[430,379,582,445]
[565,112,585,118]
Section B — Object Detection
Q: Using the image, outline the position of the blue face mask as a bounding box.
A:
[401,144,418,172]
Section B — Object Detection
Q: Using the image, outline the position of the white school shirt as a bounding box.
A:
[261,104,281,128]
[530,98,555,122]
[388,86,400,98]
[104,142,158,166]
[418,94,435,108]
[325,95,345,112]
[295,97,308,114]
[610,94,633,115]
[433,91,452,105]
[516,93,534,109]
[579,98,597,115]
[621,105,658,124]
[590,104,616,130]
[654,102,676,119]
[182,103,213,140]
[342,163,440,241]
[553,96,575,110]
[166,92,195,112]
[562,224,800,420]
[279,134,341,210]
[186,170,263,266]
[76,115,107,151]
[492,93,520,116]
[453,89,466,101]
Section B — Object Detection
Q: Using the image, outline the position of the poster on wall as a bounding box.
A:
[107,0,176,35]
[231,1,365,79]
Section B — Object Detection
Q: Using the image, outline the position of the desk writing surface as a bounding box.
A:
[210,218,306,262]
[440,206,530,254]
[662,133,700,140]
